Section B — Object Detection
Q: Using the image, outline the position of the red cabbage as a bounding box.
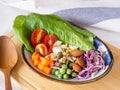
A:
[77,49,105,79]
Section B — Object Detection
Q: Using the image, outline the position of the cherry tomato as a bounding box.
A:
[35,43,48,56]
[48,45,53,54]
[31,28,47,47]
[42,34,58,48]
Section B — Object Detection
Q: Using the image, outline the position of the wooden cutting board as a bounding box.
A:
[6,32,120,90]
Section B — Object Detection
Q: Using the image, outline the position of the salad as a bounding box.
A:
[12,13,106,80]
[30,28,105,79]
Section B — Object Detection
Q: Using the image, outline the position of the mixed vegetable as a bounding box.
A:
[31,28,105,79]
[12,13,106,80]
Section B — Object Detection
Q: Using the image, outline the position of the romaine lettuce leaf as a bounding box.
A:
[12,15,34,52]
[13,13,95,52]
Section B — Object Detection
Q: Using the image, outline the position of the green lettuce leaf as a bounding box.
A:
[12,15,34,52]
[12,13,96,53]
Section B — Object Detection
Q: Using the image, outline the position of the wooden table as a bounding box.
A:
[7,32,120,90]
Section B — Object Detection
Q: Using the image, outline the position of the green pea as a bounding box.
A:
[68,62,73,69]
[55,70,60,76]
[61,64,67,69]
[57,73,63,79]
[59,68,66,74]
[66,68,72,75]
[63,74,69,79]
[52,69,57,75]
[71,72,77,77]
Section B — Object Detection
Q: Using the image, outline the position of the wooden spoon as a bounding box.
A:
[0,36,18,90]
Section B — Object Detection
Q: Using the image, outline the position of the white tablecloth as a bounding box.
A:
[0,0,120,90]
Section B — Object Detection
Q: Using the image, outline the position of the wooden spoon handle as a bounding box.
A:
[3,70,12,90]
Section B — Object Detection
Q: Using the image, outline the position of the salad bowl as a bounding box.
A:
[13,13,113,83]
[21,35,113,83]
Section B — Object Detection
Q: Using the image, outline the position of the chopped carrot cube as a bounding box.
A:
[40,57,49,66]
[49,60,54,67]
[43,67,52,74]
[38,63,44,71]
[45,54,51,60]
[32,52,40,62]
[33,59,40,67]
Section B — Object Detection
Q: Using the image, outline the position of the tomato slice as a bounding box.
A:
[35,43,48,56]
[48,45,53,54]
[31,28,47,47]
[42,34,58,48]
[41,35,49,47]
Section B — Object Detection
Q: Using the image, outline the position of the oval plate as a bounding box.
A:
[22,37,113,83]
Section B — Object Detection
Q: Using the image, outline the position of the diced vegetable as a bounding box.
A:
[33,59,40,67]
[49,60,55,67]
[43,67,52,74]
[38,63,44,71]
[40,57,50,67]
[32,52,55,75]
[31,52,40,61]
